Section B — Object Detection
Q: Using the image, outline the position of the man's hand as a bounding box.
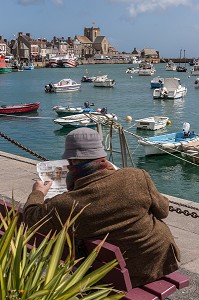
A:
[32,180,52,196]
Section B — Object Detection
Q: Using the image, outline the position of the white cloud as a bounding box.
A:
[110,0,193,16]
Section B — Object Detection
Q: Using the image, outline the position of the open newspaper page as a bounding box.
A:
[37,160,69,199]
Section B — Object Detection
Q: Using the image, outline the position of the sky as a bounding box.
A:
[2,0,199,58]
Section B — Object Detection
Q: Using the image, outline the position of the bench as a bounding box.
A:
[84,239,189,300]
[0,199,189,299]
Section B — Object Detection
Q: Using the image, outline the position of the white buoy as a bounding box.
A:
[126,116,132,122]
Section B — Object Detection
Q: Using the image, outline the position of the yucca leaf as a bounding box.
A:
[58,259,118,299]
[30,234,56,289]
[0,265,6,300]
[12,234,24,290]
[25,289,50,299]
[59,239,107,292]
[77,288,111,300]
[44,227,66,285]
[103,292,125,299]
[0,213,18,264]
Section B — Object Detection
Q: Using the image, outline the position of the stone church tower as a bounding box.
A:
[84,27,101,42]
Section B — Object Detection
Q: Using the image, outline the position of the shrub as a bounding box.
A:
[0,201,125,299]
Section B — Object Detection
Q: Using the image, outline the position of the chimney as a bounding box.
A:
[26,33,30,37]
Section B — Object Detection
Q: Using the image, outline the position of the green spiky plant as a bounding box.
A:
[0,200,125,300]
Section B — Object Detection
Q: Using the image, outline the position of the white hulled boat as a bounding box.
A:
[93,75,116,87]
[138,122,199,156]
[45,78,81,93]
[138,62,156,76]
[153,78,187,99]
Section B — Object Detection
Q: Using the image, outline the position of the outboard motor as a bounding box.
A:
[182,122,190,137]
[45,83,55,93]
[84,101,90,108]
[101,107,107,114]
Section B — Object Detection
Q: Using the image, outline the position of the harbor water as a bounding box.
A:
[0,63,199,202]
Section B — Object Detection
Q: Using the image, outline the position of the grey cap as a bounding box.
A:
[62,127,107,159]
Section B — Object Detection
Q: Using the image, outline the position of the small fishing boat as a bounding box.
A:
[150,77,164,89]
[54,111,117,128]
[93,75,116,87]
[125,67,139,74]
[190,62,199,76]
[81,75,96,82]
[52,102,95,117]
[165,60,177,71]
[153,78,187,99]
[45,78,81,93]
[81,70,96,82]
[135,116,169,130]
[0,102,40,115]
[138,122,199,156]
[23,64,34,70]
[138,62,156,76]
[176,49,187,72]
[0,55,12,74]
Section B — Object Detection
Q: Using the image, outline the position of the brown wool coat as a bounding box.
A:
[23,167,180,288]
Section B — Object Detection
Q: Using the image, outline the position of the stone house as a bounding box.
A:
[141,48,160,63]
[10,32,31,61]
[0,36,11,56]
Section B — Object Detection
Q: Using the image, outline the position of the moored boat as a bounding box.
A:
[53,102,95,117]
[0,55,12,74]
[153,78,187,99]
[0,102,40,115]
[138,122,199,156]
[190,62,199,76]
[93,75,116,87]
[62,57,77,68]
[150,77,164,89]
[165,60,176,71]
[125,67,139,74]
[138,62,156,76]
[23,64,34,70]
[135,116,169,130]
[45,78,81,93]
[54,111,117,128]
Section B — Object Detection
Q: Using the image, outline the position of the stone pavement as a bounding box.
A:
[0,150,199,299]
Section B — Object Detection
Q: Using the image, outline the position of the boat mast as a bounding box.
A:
[184,49,186,68]
[179,49,182,67]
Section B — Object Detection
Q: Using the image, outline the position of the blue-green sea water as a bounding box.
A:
[0,63,199,202]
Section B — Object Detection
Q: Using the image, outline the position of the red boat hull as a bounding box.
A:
[0,102,40,114]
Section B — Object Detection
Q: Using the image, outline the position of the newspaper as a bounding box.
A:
[37,159,69,198]
[37,159,118,199]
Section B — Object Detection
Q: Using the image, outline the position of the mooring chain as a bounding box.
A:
[0,131,48,161]
[169,200,199,218]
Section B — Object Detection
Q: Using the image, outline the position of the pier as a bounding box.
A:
[0,150,199,299]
